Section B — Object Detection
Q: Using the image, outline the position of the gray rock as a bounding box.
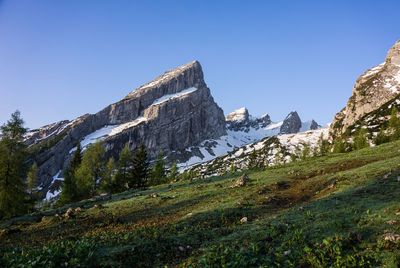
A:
[26,61,226,197]
[330,40,400,138]
[226,107,271,132]
[280,111,301,134]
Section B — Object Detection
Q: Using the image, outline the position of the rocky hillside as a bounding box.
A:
[177,107,321,170]
[27,61,226,195]
[330,40,400,139]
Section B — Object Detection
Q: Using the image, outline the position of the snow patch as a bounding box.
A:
[152,87,198,106]
[45,170,64,201]
[109,117,147,136]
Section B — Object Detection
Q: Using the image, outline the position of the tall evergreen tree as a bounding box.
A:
[58,141,82,205]
[75,142,106,198]
[333,137,347,153]
[0,111,28,218]
[102,157,117,193]
[388,106,400,140]
[353,127,369,150]
[26,162,39,196]
[247,149,258,169]
[168,162,179,182]
[115,143,133,192]
[131,143,149,188]
[150,150,166,185]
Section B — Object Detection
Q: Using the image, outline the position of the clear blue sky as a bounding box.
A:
[1,0,399,129]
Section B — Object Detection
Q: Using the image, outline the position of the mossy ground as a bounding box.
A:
[2,141,400,267]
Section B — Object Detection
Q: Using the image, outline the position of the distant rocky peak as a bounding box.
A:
[280,111,301,134]
[226,107,249,123]
[125,60,205,100]
[330,40,400,138]
[310,120,320,130]
[226,107,271,132]
[386,40,400,66]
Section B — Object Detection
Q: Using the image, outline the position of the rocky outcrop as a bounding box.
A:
[330,40,400,138]
[310,120,320,130]
[27,61,226,193]
[226,107,271,132]
[280,111,301,134]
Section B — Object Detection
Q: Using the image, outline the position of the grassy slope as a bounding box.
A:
[2,141,400,266]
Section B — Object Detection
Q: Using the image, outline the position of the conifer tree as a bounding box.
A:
[388,106,400,140]
[353,127,369,150]
[102,157,117,193]
[150,150,166,185]
[115,143,133,192]
[247,149,257,169]
[229,163,237,173]
[75,142,106,198]
[0,111,29,218]
[59,141,82,205]
[168,162,179,182]
[333,137,347,153]
[27,162,39,196]
[131,143,149,188]
[300,143,311,160]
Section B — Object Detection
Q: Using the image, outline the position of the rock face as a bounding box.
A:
[226,107,271,132]
[280,111,302,134]
[310,120,320,130]
[330,40,400,138]
[27,60,226,193]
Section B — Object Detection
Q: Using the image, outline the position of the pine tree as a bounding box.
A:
[131,143,149,188]
[353,127,369,150]
[300,143,310,160]
[229,163,237,173]
[316,134,330,156]
[115,143,133,192]
[168,162,179,182]
[150,150,166,185]
[102,157,117,193]
[333,137,347,153]
[247,149,257,169]
[388,106,400,140]
[373,127,389,145]
[0,111,29,218]
[26,162,39,196]
[75,142,106,199]
[58,141,82,205]
[70,141,82,171]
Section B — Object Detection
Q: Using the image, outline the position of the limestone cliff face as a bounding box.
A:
[27,61,226,192]
[330,40,400,138]
[226,107,271,132]
[280,111,301,134]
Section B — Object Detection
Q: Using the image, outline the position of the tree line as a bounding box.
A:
[58,141,179,206]
[0,111,181,218]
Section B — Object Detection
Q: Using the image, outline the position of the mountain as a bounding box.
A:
[27,61,226,196]
[330,40,400,139]
[178,107,321,170]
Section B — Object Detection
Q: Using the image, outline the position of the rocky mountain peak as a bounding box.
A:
[226,108,271,132]
[125,60,205,100]
[330,40,400,138]
[386,40,400,66]
[310,120,320,130]
[280,111,301,134]
[226,107,249,123]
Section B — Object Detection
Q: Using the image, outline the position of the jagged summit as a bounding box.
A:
[330,40,400,137]
[125,60,205,99]
[280,111,302,134]
[226,107,249,123]
[386,40,400,66]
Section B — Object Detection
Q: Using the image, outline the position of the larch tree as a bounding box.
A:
[75,142,106,199]
[0,111,29,218]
